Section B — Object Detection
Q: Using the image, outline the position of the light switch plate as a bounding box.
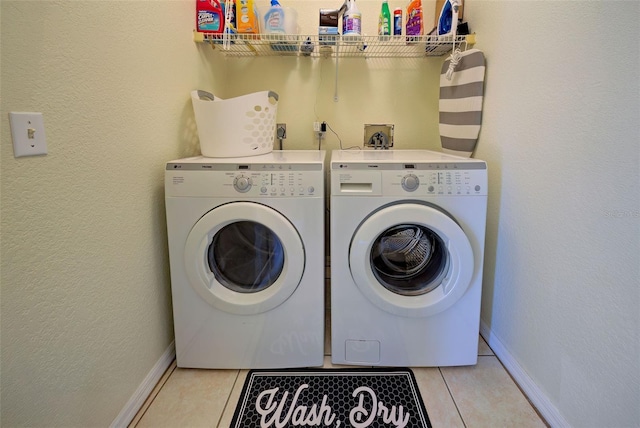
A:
[9,112,48,157]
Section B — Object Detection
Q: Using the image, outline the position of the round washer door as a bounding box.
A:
[184,202,304,315]
[349,203,474,318]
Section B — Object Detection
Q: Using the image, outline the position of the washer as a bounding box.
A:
[165,150,325,369]
[330,149,487,367]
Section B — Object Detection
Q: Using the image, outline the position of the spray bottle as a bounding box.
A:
[405,0,423,42]
[343,0,361,37]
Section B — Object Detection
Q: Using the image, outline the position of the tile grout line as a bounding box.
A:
[129,360,178,427]
[488,354,551,427]
[438,366,468,428]
[216,369,242,428]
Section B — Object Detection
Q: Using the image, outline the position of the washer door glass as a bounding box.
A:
[349,202,474,318]
[184,202,304,315]
[371,224,449,296]
[208,221,284,293]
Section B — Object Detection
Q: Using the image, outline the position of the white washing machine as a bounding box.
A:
[330,149,487,367]
[165,150,325,369]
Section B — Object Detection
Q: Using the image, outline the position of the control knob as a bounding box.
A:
[233,175,252,193]
[401,174,420,192]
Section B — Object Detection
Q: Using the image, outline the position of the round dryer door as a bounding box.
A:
[183,202,304,315]
[349,202,474,317]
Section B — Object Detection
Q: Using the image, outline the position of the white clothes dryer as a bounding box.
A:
[330,150,487,367]
[165,151,325,369]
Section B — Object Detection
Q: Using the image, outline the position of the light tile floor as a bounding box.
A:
[131,332,547,427]
[133,273,547,427]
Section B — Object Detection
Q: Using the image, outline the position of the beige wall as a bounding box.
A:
[0,1,217,426]
[1,0,639,427]
[468,1,639,427]
[219,0,446,151]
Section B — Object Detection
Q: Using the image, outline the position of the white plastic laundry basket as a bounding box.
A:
[191,90,279,158]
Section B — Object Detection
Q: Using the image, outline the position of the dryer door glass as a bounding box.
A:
[371,224,449,296]
[349,202,474,317]
[208,221,284,293]
[184,201,305,315]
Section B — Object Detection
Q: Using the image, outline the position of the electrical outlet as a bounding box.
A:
[314,121,326,140]
[9,112,48,157]
[364,124,394,149]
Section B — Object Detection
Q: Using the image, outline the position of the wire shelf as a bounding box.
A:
[194,32,474,58]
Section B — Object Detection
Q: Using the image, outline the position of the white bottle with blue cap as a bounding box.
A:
[264,0,285,33]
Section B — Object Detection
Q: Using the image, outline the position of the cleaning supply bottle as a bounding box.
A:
[236,0,259,34]
[405,0,423,42]
[393,7,403,36]
[221,0,237,35]
[378,0,391,37]
[343,0,362,37]
[196,0,225,34]
[263,0,285,33]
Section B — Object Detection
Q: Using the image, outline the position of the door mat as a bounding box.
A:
[230,368,432,428]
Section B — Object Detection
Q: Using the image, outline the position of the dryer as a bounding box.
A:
[330,150,487,367]
[165,151,325,369]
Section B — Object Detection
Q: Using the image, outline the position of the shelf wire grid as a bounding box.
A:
[198,33,471,58]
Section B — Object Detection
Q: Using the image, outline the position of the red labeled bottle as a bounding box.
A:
[196,0,224,34]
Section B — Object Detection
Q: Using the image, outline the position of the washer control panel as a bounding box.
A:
[166,161,323,198]
[229,171,318,196]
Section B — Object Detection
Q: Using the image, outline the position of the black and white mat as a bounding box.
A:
[230,368,432,428]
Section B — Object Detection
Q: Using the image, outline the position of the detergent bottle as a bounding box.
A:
[196,0,225,34]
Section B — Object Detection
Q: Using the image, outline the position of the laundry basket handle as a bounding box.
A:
[268,91,279,102]
[192,90,216,101]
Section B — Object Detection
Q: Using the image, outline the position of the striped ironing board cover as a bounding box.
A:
[439,49,486,157]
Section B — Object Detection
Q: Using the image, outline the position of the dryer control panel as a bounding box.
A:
[332,161,487,197]
[391,169,487,196]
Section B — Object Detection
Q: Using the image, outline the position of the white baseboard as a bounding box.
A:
[110,341,176,428]
[479,320,571,428]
